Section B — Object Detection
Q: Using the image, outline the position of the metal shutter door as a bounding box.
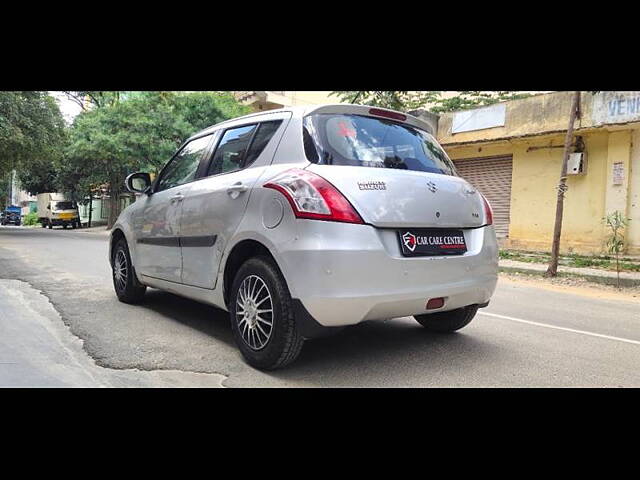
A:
[453,156,513,238]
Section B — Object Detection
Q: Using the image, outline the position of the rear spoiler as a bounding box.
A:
[304,104,437,136]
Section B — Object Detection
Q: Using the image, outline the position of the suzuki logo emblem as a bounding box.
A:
[426,181,437,193]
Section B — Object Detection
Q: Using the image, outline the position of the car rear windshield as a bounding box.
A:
[303,113,456,175]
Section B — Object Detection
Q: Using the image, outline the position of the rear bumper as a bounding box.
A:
[278,221,499,328]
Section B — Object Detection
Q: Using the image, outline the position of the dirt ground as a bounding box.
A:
[499,272,640,303]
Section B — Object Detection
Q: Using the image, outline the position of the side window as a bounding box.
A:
[207,125,257,177]
[243,120,283,166]
[157,135,212,192]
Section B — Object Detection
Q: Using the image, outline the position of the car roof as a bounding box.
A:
[187,104,436,142]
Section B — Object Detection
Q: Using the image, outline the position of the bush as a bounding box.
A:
[22,211,39,226]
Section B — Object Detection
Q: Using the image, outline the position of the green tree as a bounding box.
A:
[16,156,59,195]
[604,211,630,289]
[0,171,10,210]
[429,91,533,113]
[61,91,124,111]
[331,91,532,113]
[0,91,66,178]
[333,91,417,110]
[65,91,249,228]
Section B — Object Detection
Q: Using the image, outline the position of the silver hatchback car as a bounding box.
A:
[110,104,498,369]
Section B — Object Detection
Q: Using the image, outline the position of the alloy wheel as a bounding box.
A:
[236,275,274,350]
[114,249,128,292]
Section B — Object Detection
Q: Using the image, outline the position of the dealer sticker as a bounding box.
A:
[398,229,467,256]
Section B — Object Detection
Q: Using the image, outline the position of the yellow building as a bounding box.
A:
[436,91,640,255]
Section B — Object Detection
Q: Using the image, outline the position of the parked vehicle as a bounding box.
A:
[1,205,22,226]
[37,193,80,229]
[110,105,499,369]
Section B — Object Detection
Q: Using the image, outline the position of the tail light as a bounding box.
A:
[264,168,363,224]
[481,194,493,225]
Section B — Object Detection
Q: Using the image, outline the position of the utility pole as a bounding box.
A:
[546,91,582,277]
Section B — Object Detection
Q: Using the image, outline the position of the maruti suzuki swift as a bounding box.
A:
[110,104,499,370]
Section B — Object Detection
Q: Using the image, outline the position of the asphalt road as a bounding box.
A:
[1,225,639,387]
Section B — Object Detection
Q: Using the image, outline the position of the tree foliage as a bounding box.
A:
[61,91,124,111]
[604,210,630,289]
[64,91,248,183]
[17,156,59,195]
[332,91,533,113]
[0,91,66,179]
[62,91,249,225]
[0,171,10,210]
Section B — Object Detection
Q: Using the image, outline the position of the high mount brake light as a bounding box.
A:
[368,108,407,122]
[481,194,493,225]
[263,169,364,224]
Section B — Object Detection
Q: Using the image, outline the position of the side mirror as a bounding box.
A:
[125,172,152,194]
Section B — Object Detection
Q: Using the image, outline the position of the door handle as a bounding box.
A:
[170,193,184,203]
[227,183,248,195]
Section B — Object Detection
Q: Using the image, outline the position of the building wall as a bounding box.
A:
[78,195,136,226]
[437,91,604,147]
[437,92,640,255]
[239,91,343,111]
[627,130,640,254]
[79,198,106,225]
[444,128,636,255]
[277,91,342,106]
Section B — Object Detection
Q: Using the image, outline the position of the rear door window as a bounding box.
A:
[303,113,456,175]
[207,125,257,176]
[243,121,283,166]
[206,120,283,177]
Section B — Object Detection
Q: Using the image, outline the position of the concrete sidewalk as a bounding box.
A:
[74,225,111,235]
[500,259,640,287]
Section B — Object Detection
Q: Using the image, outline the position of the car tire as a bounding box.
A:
[47,221,52,229]
[229,256,304,370]
[112,238,146,304]
[414,305,479,333]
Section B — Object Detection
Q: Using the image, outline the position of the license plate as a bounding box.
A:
[398,229,467,257]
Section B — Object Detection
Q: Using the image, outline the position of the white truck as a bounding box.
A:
[37,193,81,229]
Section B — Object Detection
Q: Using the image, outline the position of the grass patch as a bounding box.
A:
[500,250,640,273]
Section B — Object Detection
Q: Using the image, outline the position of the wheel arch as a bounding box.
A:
[222,239,281,309]
[109,228,127,267]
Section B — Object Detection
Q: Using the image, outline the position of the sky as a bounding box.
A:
[49,91,83,123]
